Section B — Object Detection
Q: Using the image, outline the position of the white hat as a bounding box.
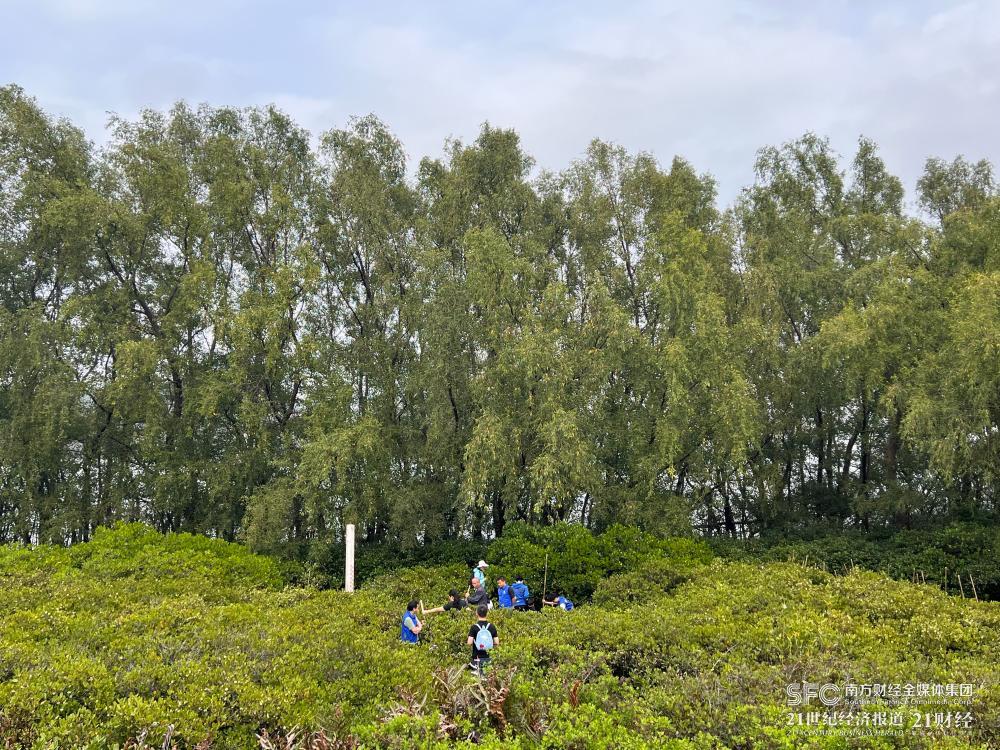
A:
[477,560,489,568]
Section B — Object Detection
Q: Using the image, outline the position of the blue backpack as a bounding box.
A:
[473,623,494,652]
[558,596,574,611]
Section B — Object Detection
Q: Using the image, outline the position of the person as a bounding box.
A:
[421,589,467,615]
[496,577,513,609]
[543,589,574,611]
[467,576,490,608]
[400,600,422,644]
[471,559,488,587]
[467,603,498,673]
[511,575,530,611]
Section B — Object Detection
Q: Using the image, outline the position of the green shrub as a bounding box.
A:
[592,558,701,608]
[0,524,997,749]
[712,521,1000,600]
[487,522,713,602]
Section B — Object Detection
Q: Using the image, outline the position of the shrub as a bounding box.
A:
[712,521,1000,599]
[487,522,713,602]
[0,524,997,748]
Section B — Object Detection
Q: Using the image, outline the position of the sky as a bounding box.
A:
[2,0,998,206]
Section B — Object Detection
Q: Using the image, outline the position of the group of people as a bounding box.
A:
[400,559,574,674]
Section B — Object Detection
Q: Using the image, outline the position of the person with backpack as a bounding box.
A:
[400,600,422,644]
[496,577,513,609]
[420,589,467,615]
[511,575,530,611]
[467,603,499,673]
[543,589,574,611]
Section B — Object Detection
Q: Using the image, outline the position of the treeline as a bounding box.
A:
[1,84,998,552]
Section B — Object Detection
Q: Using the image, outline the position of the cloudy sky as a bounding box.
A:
[2,0,998,205]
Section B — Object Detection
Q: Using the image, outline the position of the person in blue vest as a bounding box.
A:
[511,575,530,611]
[400,600,422,644]
[496,577,513,609]
[543,589,574,611]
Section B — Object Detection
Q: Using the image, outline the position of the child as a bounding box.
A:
[467,603,499,673]
[400,600,422,643]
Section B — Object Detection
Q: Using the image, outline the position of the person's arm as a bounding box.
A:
[423,605,445,614]
[405,614,422,634]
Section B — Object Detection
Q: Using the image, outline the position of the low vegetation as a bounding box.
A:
[1,524,997,748]
[711,522,1000,600]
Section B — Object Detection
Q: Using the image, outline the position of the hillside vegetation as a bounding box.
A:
[0,525,997,749]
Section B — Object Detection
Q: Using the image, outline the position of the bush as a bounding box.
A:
[486,522,713,602]
[0,524,997,748]
[591,558,701,608]
[712,521,1000,600]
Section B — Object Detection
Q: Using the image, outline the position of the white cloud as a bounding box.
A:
[3,0,999,205]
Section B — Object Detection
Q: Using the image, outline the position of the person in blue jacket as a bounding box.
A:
[496,577,513,608]
[401,600,422,643]
[543,589,574,611]
[511,575,530,611]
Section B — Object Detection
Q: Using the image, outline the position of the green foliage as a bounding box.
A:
[712,521,1000,599]
[0,525,997,748]
[9,86,1000,551]
[488,522,713,601]
[591,557,703,608]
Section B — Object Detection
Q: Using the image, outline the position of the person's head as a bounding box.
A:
[515,575,523,582]
[477,559,489,570]
[470,577,481,589]
[497,577,506,586]
[550,588,559,598]
[476,603,488,619]
[448,589,459,602]
[407,600,419,612]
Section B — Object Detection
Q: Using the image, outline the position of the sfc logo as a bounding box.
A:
[786,682,842,707]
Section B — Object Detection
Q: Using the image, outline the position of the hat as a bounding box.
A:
[477,560,489,568]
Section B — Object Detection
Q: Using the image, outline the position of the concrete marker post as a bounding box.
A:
[345,523,355,593]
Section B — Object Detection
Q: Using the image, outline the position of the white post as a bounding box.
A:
[345,523,355,593]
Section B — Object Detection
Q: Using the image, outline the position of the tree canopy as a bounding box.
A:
[1,84,998,553]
